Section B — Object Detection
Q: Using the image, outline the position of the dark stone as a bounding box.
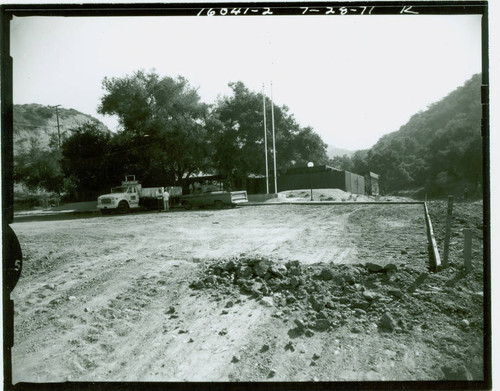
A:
[383,263,398,273]
[166,306,176,314]
[212,266,223,276]
[351,326,362,333]
[231,355,240,363]
[251,289,263,299]
[224,260,236,271]
[289,266,300,276]
[388,289,404,299]
[352,300,370,310]
[305,329,315,337]
[260,344,270,353]
[284,341,295,351]
[290,276,300,287]
[237,266,253,278]
[287,260,300,268]
[366,263,384,272]
[342,272,356,285]
[363,291,378,301]
[379,313,395,331]
[191,281,205,290]
[254,261,269,277]
[245,258,260,266]
[225,301,234,308]
[315,311,327,320]
[407,272,428,293]
[294,319,306,330]
[313,319,331,331]
[269,266,284,279]
[319,268,334,281]
[205,275,217,285]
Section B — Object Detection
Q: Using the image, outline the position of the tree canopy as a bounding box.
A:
[210,81,328,190]
[98,70,211,185]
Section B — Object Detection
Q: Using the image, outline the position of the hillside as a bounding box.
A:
[326,145,354,159]
[354,74,482,197]
[13,104,109,155]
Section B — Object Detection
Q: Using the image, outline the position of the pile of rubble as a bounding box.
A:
[189,256,453,334]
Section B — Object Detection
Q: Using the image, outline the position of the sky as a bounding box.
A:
[10,13,482,151]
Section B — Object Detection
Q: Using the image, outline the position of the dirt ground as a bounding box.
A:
[10,198,485,383]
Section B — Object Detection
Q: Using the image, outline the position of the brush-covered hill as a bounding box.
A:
[354,74,482,198]
[13,104,109,155]
[13,104,110,195]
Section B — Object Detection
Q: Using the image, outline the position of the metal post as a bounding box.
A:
[464,229,473,273]
[51,104,61,148]
[270,82,277,194]
[262,84,269,195]
[443,195,454,267]
[308,162,314,201]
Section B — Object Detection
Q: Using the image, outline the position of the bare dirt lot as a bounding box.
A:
[10,199,485,383]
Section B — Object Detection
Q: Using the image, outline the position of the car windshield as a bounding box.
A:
[111,186,128,193]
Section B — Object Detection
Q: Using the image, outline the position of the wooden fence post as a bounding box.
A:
[464,229,473,273]
[443,195,454,267]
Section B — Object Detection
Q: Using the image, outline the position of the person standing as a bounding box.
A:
[163,187,170,212]
[157,188,163,212]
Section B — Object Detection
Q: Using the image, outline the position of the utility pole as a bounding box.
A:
[262,84,269,194]
[270,82,277,194]
[51,105,62,148]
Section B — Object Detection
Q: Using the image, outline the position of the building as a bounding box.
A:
[246,165,367,195]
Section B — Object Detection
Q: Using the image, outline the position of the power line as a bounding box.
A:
[13,123,61,128]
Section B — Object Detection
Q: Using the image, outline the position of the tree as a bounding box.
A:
[14,136,63,193]
[61,121,111,200]
[98,70,210,185]
[210,81,328,188]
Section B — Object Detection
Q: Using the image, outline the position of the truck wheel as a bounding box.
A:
[214,200,224,209]
[117,201,129,214]
[231,204,237,208]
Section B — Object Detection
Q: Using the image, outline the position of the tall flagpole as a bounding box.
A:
[271,81,278,194]
[262,84,269,194]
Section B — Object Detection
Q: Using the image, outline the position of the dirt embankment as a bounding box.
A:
[10,201,484,383]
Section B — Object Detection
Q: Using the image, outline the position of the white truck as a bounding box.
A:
[97,176,182,215]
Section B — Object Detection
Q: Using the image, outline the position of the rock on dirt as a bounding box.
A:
[319,268,334,280]
[379,313,396,332]
[365,263,384,273]
[260,297,274,307]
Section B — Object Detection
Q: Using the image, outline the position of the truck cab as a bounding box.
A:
[97,176,143,214]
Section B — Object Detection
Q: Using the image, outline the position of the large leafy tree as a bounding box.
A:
[61,121,112,200]
[210,81,328,189]
[98,70,210,185]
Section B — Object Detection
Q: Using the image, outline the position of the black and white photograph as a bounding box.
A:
[1,2,490,388]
